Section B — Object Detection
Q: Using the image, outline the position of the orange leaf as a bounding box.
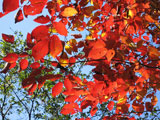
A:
[50,35,63,58]
[106,49,115,61]
[88,47,108,59]
[52,82,63,97]
[2,33,14,43]
[107,101,114,111]
[53,21,68,36]
[32,40,49,61]
[20,59,28,70]
[3,53,18,63]
[3,0,19,13]
[61,7,78,17]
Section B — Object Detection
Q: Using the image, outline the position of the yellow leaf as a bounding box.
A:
[61,7,78,17]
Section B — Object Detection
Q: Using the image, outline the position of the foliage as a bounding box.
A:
[0,0,160,119]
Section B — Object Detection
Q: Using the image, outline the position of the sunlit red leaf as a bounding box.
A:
[107,101,114,111]
[9,62,17,69]
[28,82,37,95]
[3,53,18,63]
[3,0,19,13]
[53,21,68,36]
[2,33,14,43]
[15,9,24,23]
[32,40,49,61]
[30,62,40,69]
[61,103,79,115]
[31,25,49,41]
[20,59,28,70]
[23,0,47,16]
[64,78,73,91]
[143,36,149,40]
[61,7,78,17]
[50,35,63,58]
[90,107,98,116]
[34,15,50,24]
[52,82,63,97]
[65,95,79,102]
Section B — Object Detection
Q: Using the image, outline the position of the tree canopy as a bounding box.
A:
[0,0,160,119]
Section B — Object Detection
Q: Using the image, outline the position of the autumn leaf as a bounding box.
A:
[50,35,63,58]
[3,0,19,13]
[31,25,49,41]
[106,49,115,61]
[30,62,40,69]
[28,83,37,95]
[3,53,18,63]
[59,52,69,67]
[65,95,79,102]
[64,78,73,91]
[52,21,68,36]
[107,101,114,111]
[34,15,50,24]
[32,40,49,61]
[88,47,108,59]
[19,59,28,70]
[52,82,63,97]
[15,9,24,23]
[61,7,78,17]
[2,33,14,43]
[90,107,98,116]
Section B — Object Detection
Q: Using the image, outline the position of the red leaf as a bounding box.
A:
[23,1,47,16]
[90,107,98,116]
[30,62,40,69]
[9,62,17,69]
[52,82,63,97]
[34,15,50,24]
[64,78,73,91]
[2,33,14,43]
[31,25,49,41]
[28,82,37,95]
[50,35,63,58]
[20,59,28,70]
[3,0,19,13]
[65,95,79,102]
[107,101,114,111]
[32,40,49,61]
[15,9,24,23]
[49,74,62,81]
[3,53,18,63]
[61,103,79,115]
[143,36,149,40]
[53,21,68,36]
